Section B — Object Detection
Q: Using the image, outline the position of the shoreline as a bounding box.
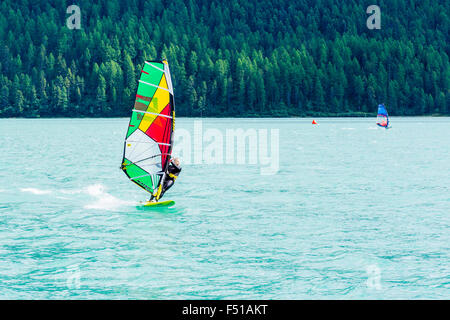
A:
[1,115,448,119]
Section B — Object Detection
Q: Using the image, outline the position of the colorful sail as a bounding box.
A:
[121,60,175,194]
[376,104,389,128]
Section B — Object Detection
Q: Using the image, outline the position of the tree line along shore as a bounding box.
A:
[0,0,448,118]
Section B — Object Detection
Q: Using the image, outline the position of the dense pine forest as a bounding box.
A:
[0,0,448,117]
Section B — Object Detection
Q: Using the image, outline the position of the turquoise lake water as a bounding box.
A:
[0,117,449,299]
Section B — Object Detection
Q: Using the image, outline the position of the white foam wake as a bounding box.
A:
[20,188,52,195]
[19,184,135,211]
[83,184,135,211]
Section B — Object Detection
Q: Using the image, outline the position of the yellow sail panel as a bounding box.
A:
[159,73,168,90]
[150,90,170,114]
[138,88,170,132]
[138,113,157,132]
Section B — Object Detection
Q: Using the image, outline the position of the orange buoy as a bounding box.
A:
[312,119,317,125]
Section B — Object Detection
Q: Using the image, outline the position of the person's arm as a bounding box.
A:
[167,164,181,179]
[168,171,179,179]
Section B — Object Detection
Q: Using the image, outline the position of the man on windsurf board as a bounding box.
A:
[149,158,182,202]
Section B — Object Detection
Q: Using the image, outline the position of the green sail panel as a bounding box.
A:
[126,110,143,138]
[141,65,164,85]
[136,83,157,100]
[122,158,160,193]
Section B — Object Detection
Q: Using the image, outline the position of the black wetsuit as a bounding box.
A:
[150,161,181,201]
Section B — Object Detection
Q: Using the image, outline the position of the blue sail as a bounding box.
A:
[376,104,389,128]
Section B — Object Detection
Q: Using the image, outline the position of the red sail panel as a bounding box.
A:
[145,104,172,169]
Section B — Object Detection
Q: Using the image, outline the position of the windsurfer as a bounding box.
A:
[150,157,182,202]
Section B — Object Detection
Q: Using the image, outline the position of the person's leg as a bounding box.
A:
[159,180,174,199]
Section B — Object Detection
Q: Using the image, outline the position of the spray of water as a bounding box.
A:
[19,184,136,211]
[83,184,135,211]
[20,188,52,195]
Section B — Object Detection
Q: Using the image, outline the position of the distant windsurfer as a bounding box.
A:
[377,103,389,128]
[149,157,182,202]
